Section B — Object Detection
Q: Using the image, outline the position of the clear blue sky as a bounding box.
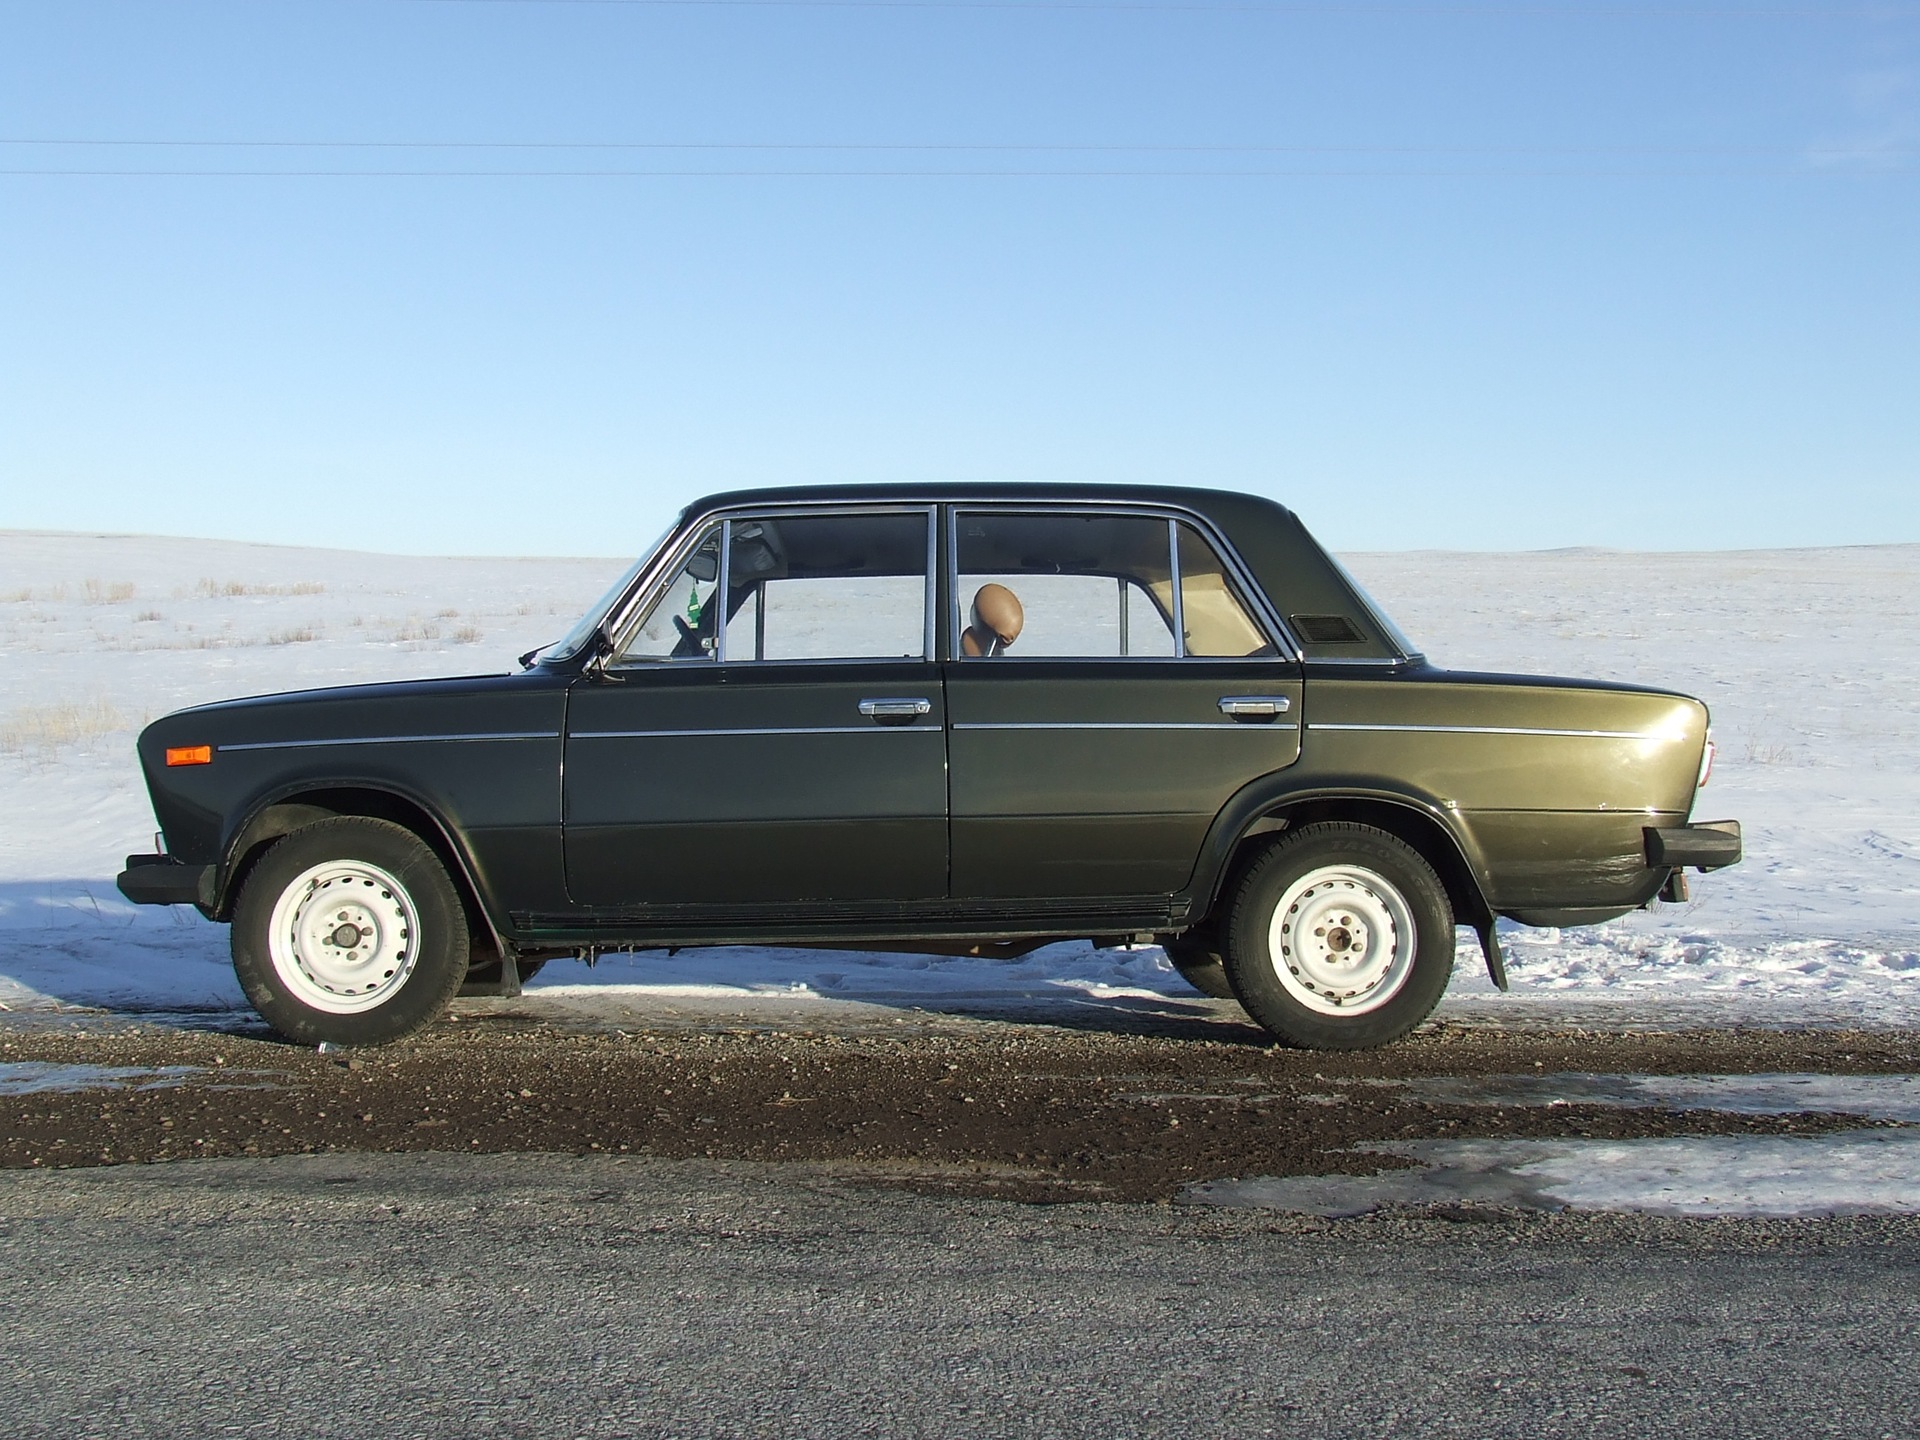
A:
[2,1,1914,556]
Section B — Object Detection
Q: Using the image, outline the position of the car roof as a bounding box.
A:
[682,482,1300,532]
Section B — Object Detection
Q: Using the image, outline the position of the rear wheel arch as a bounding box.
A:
[1194,789,1495,937]
[217,787,502,953]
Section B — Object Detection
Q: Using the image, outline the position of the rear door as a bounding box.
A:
[944,508,1302,901]
[563,507,947,909]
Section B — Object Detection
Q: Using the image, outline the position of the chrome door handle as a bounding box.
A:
[1218,695,1292,718]
[858,697,933,721]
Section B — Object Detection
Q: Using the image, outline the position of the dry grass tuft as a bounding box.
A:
[83,579,137,604]
[266,628,319,646]
[186,578,328,599]
[450,625,483,644]
[0,699,128,758]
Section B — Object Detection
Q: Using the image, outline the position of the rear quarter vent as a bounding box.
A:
[1290,614,1366,645]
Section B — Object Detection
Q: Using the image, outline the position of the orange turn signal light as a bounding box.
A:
[165,745,213,767]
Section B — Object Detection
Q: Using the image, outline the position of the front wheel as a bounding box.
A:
[1160,937,1238,1001]
[231,817,471,1046]
[1223,822,1454,1050]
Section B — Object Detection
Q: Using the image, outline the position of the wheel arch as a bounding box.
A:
[215,782,505,955]
[1188,778,1498,942]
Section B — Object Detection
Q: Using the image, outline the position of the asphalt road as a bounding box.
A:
[2,1151,1915,1439]
[6,1009,1919,1437]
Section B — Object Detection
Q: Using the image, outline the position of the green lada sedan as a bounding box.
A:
[117,485,1739,1051]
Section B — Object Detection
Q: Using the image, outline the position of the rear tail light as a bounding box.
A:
[1696,734,1715,789]
[165,745,212,767]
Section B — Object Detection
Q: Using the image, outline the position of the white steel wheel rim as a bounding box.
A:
[266,860,422,1015]
[1267,864,1418,1017]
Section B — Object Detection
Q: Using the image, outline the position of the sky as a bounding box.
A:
[1,1,1915,558]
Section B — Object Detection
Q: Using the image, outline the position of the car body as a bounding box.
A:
[117,484,1739,1048]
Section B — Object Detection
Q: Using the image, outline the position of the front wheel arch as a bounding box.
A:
[217,786,505,964]
[230,815,471,1045]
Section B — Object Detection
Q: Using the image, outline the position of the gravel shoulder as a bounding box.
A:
[4,1013,1916,1201]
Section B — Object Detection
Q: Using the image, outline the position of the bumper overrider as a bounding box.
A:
[116,854,216,908]
[1644,820,1742,871]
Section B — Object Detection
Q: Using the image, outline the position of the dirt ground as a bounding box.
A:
[4,1010,1914,1202]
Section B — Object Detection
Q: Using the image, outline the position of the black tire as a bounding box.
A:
[1223,822,1453,1050]
[1160,937,1238,1001]
[230,817,471,1046]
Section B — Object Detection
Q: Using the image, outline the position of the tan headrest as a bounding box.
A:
[972,583,1024,645]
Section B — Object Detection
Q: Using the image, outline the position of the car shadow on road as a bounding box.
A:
[0,883,1274,1047]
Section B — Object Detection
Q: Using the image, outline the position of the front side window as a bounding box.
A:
[720,511,931,662]
[952,510,1271,659]
[617,525,722,662]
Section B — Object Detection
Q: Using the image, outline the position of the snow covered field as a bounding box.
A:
[1,529,1915,1028]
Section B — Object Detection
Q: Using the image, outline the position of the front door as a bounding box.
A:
[944,508,1302,901]
[563,508,947,910]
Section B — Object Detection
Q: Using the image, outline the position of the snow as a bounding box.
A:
[1187,1132,1920,1217]
[1,528,1915,1027]
[0,1062,200,1096]
[1394,1071,1920,1122]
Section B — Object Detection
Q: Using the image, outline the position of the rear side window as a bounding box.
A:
[952,510,1273,660]
[1176,523,1270,658]
[954,512,1176,659]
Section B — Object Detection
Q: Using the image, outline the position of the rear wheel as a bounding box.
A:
[1224,822,1453,1050]
[231,817,470,1046]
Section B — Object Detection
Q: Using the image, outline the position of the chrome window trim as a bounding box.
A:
[944,502,1301,664]
[600,493,1304,669]
[1303,656,1415,669]
[716,517,734,663]
[1167,516,1186,658]
[217,731,557,753]
[609,503,938,671]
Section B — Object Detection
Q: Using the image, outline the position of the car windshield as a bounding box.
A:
[529,513,684,665]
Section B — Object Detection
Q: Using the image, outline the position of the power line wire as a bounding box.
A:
[3,139,1909,157]
[375,0,1911,14]
[4,164,1908,175]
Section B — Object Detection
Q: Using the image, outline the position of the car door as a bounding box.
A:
[563,507,948,910]
[944,508,1302,901]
